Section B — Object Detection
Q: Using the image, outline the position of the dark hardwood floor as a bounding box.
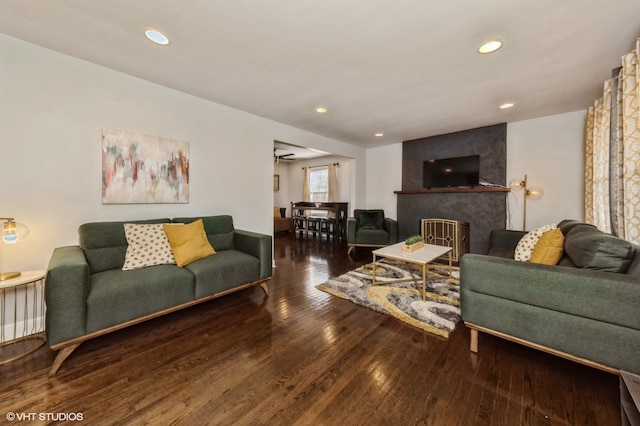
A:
[0,233,620,425]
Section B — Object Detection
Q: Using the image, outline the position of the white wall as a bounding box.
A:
[365,111,587,230]
[506,110,586,230]
[365,143,402,220]
[273,162,291,214]
[0,35,365,273]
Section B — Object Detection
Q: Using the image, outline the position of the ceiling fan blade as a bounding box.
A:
[274,148,296,163]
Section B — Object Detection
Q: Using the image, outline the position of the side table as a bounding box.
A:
[0,270,46,365]
[621,370,640,426]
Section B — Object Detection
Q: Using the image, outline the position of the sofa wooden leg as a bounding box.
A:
[347,245,354,255]
[470,328,478,353]
[259,282,269,296]
[49,343,82,376]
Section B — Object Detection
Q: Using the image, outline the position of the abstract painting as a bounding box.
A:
[102,129,190,204]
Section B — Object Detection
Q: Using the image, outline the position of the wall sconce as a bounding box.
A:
[1,218,30,281]
[509,175,543,231]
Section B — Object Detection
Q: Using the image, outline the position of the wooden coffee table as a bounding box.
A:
[372,242,452,301]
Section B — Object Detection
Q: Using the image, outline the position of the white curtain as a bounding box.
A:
[585,84,612,233]
[302,167,310,202]
[585,37,640,243]
[302,166,311,215]
[328,163,339,202]
[619,40,640,243]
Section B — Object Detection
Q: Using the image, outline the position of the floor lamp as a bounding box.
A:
[509,175,543,231]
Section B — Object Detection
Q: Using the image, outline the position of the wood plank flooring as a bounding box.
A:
[0,233,620,425]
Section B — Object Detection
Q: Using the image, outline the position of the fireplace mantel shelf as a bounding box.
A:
[395,187,510,194]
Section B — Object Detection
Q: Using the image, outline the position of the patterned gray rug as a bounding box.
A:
[316,259,461,338]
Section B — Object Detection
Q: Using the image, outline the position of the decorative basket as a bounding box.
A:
[402,241,425,253]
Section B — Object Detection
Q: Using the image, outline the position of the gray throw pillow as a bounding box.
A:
[564,225,634,273]
[557,219,594,236]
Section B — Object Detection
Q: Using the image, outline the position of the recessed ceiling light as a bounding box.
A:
[145,29,170,45]
[375,133,384,137]
[315,107,328,114]
[499,102,514,109]
[477,39,502,54]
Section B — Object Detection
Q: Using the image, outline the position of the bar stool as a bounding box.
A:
[292,215,307,236]
[320,217,336,240]
[306,215,323,237]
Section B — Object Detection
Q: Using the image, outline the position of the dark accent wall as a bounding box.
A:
[398,123,507,254]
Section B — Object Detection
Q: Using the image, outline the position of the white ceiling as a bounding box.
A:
[2,1,640,148]
[274,140,329,161]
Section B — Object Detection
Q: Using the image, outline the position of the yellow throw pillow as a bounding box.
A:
[274,207,282,218]
[530,228,565,265]
[163,219,216,267]
[514,224,556,261]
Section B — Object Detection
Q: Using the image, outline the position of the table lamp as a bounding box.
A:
[1,217,29,281]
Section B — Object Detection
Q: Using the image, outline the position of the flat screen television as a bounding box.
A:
[423,155,480,189]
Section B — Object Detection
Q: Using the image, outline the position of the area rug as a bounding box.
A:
[316,259,461,338]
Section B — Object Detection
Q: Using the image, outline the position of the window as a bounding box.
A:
[309,166,328,202]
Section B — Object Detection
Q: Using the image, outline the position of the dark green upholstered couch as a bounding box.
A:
[45,215,272,375]
[461,220,640,375]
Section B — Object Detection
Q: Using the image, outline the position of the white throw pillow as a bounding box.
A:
[514,224,557,262]
[122,223,177,270]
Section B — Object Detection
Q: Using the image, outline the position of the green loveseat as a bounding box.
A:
[460,220,640,375]
[45,215,272,375]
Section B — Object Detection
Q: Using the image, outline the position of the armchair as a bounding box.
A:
[347,209,399,255]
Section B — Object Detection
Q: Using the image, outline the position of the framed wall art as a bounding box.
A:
[102,129,190,204]
[274,174,280,191]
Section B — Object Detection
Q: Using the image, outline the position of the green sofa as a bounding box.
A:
[461,220,640,375]
[45,215,272,375]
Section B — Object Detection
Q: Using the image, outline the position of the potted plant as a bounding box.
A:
[403,235,425,253]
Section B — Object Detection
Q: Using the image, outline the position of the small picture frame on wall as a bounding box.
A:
[274,174,280,191]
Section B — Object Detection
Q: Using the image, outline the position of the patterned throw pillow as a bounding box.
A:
[122,223,177,270]
[514,224,557,262]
